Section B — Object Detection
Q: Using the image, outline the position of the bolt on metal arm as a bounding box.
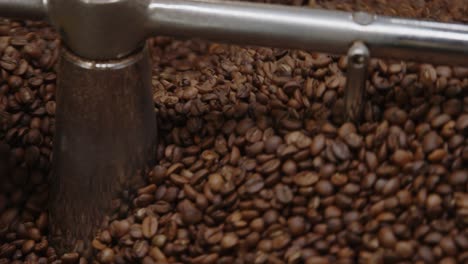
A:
[344,42,370,122]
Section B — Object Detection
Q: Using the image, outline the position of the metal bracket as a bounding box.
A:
[344,41,370,122]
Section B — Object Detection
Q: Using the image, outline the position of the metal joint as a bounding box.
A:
[48,0,150,60]
[344,41,370,122]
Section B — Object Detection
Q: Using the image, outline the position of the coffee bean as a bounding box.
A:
[259,159,281,174]
[310,134,326,155]
[382,178,400,196]
[331,140,351,160]
[151,165,167,184]
[426,193,442,211]
[315,180,334,196]
[449,170,467,185]
[287,216,306,236]
[61,252,79,263]
[378,227,397,248]
[285,131,312,149]
[384,107,408,125]
[274,184,293,204]
[142,216,158,239]
[456,114,468,133]
[281,160,297,175]
[272,233,291,250]
[440,236,457,256]
[265,136,283,154]
[391,149,413,167]
[292,171,319,187]
[177,199,202,225]
[395,241,414,259]
[99,248,115,263]
[221,233,238,249]
[208,173,224,192]
[343,133,363,149]
[133,240,149,259]
[423,131,443,153]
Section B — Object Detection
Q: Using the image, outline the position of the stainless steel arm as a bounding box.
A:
[0,0,48,20]
[147,0,468,66]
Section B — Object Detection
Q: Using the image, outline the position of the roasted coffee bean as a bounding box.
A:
[177,199,202,225]
[378,227,397,248]
[221,233,238,249]
[142,216,158,239]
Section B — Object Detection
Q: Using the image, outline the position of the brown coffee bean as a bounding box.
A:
[21,240,34,254]
[133,240,149,259]
[391,149,414,167]
[265,136,283,154]
[423,131,442,153]
[310,134,326,155]
[221,233,238,249]
[142,216,158,239]
[378,227,397,248]
[151,165,167,184]
[287,216,306,236]
[331,140,351,160]
[305,256,329,264]
[440,236,457,256]
[384,107,408,125]
[285,131,312,149]
[274,184,293,204]
[331,173,348,186]
[395,241,414,259]
[382,178,400,196]
[244,173,264,194]
[208,173,224,192]
[99,248,115,263]
[449,170,468,185]
[292,171,319,187]
[259,159,281,174]
[281,160,297,175]
[439,257,457,264]
[263,210,279,226]
[177,199,202,225]
[426,193,442,211]
[245,127,263,143]
[456,114,468,132]
[343,133,363,149]
[272,233,291,250]
[92,239,106,251]
[315,180,334,196]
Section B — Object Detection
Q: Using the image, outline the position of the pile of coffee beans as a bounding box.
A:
[1,1,468,263]
[0,19,60,264]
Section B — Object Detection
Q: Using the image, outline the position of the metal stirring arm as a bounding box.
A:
[2,0,468,64]
[147,0,468,66]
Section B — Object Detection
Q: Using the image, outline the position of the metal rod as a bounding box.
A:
[49,45,157,256]
[344,41,370,122]
[0,0,47,20]
[148,0,468,66]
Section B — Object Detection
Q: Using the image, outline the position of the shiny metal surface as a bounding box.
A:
[0,0,48,19]
[344,42,369,122]
[1,0,468,65]
[48,0,149,60]
[148,0,468,66]
[50,46,157,255]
